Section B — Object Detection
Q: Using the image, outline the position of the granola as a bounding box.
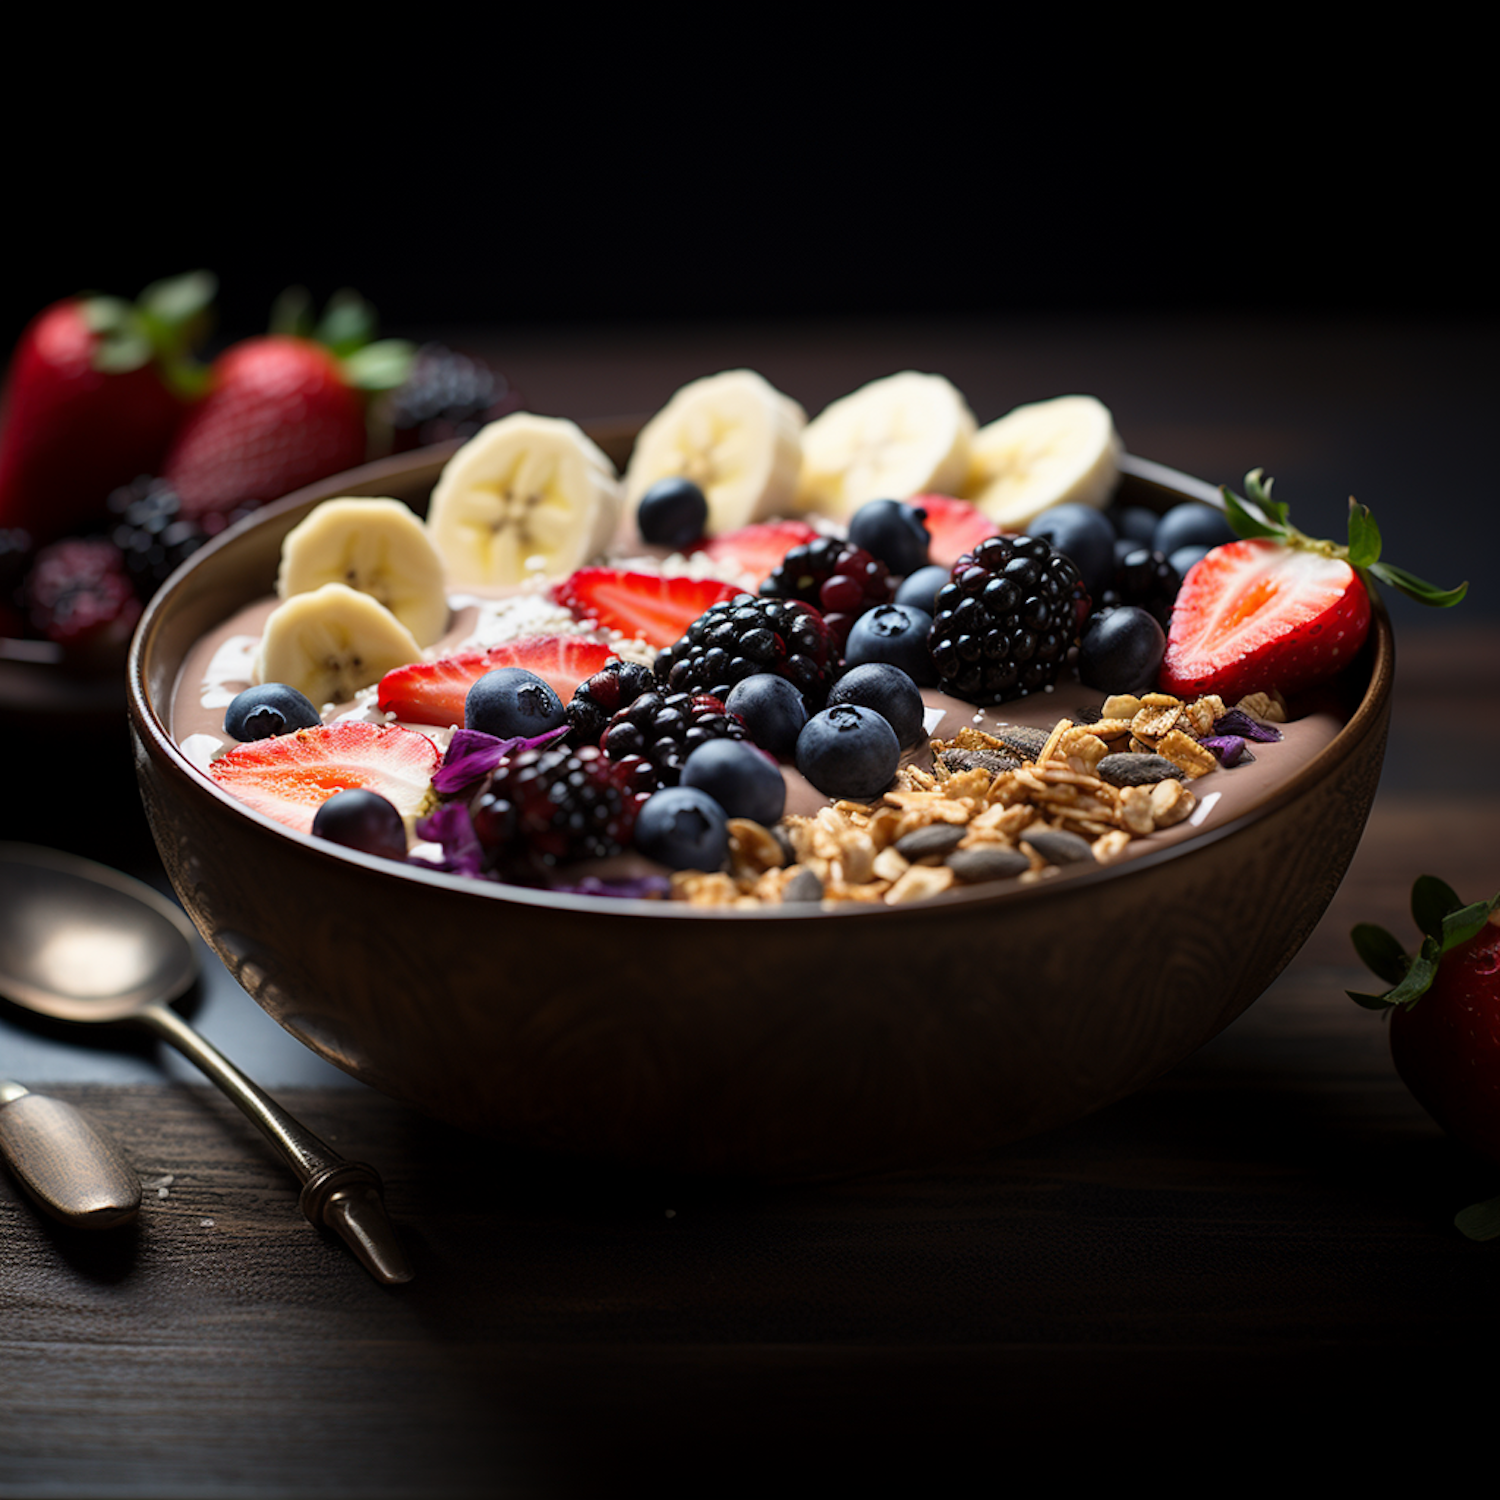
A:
[703,687,1282,909]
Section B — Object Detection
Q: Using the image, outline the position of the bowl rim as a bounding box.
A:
[127,447,1395,924]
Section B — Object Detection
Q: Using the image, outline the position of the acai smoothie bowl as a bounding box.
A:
[127,370,1423,1177]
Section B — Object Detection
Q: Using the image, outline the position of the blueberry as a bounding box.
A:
[637,477,709,548]
[1027,503,1116,598]
[894,563,951,616]
[1105,502,1159,543]
[224,682,322,741]
[465,668,567,739]
[843,603,937,686]
[681,739,786,825]
[846,498,931,576]
[1152,502,1236,557]
[1077,606,1166,695]
[724,673,808,758]
[827,662,926,749]
[634,785,729,870]
[1168,543,1214,581]
[311,789,408,861]
[795,703,900,802]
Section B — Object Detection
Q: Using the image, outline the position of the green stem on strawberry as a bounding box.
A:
[267,285,413,393]
[78,269,216,398]
[1222,469,1468,609]
[1349,875,1500,1009]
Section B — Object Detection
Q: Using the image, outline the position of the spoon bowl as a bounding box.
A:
[0,845,196,1024]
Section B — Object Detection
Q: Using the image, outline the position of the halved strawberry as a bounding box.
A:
[1160,540,1371,700]
[377,635,614,728]
[692,519,820,585]
[208,721,440,836]
[908,494,998,568]
[1158,469,1464,701]
[551,568,740,649]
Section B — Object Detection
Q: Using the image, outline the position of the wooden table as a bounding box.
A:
[3,321,1496,1497]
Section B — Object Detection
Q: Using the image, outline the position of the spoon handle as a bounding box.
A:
[0,1086,141,1230]
[140,1003,412,1285]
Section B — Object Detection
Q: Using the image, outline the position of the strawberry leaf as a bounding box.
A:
[1243,469,1289,528]
[1347,988,1400,1011]
[269,285,315,338]
[316,288,379,357]
[344,340,415,393]
[1347,941,1438,1009]
[1345,500,1382,570]
[1220,471,1466,610]
[1365,559,1468,609]
[1220,482,1284,541]
[1442,892,1500,950]
[265,286,413,391]
[1412,874,1463,942]
[85,306,152,373]
[1351,922,1409,986]
[1389,942,1443,1008]
[1350,878,1500,1010]
[138,269,217,329]
[80,271,216,392]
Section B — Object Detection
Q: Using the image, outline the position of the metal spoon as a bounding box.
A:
[0,843,412,1284]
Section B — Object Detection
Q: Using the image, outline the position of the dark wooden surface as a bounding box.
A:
[2,322,1497,1498]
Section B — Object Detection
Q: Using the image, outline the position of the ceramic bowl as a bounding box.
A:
[127,439,1393,1178]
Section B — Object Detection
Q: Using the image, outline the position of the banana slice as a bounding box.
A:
[427,413,622,587]
[277,497,449,647]
[623,369,806,534]
[963,394,1122,530]
[254,583,424,707]
[793,371,975,520]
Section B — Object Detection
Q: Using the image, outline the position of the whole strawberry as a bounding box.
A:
[161,288,411,522]
[0,272,214,544]
[1160,470,1466,701]
[1352,876,1500,1240]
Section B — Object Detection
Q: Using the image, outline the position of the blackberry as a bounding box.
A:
[387,343,521,452]
[760,537,892,648]
[929,535,1090,704]
[469,743,641,880]
[24,536,142,653]
[107,476,212,597]
[601,689,746,787]
[655,593,837,705]
[564,657,657,746]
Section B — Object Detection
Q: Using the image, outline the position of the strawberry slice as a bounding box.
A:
[693,519,820,585]
[208,721,440,836]
[377,635,614,728]
[1159,539,1371,700]
[551,568,741,649]
[1160,468,1465,701]
[908,494,999,568]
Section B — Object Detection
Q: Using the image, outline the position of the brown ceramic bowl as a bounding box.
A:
[127,437,1393,1178]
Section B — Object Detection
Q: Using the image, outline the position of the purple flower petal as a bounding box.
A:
[1201,734,1251,767]
[433,725,569,795]
[412,801,487,877]
[1212,708,1282,743]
